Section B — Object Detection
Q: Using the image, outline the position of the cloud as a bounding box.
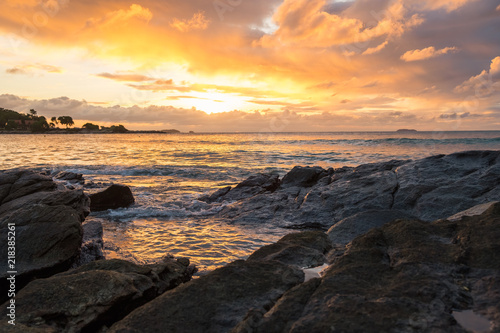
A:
[5,63,62,74]
[439,112,475,119]
[2,94,498,131]
[84,4,152,30]
[171,11,210,32]
[401,46,458,62]
[256,0,423,48]
[454,56,500,95]
[362,41,389,55]
[96,73,156,82]
[416,0,479,12]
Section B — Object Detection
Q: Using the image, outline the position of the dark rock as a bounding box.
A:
[281,166,331,188]
[232,278,322,333]
[215,151,500,227]
[74,220,105,267]
[0,170,56,204]
[90,184,135,211]
[244,202,500,332]
[109,260,303,333]
[53,171,85,184]
[393,150,500,221]
[200,186,232,203]
[0,189,90,222]
[248,231,331,268]
[327,209,415,247]
[0,169,91,299]
[0,258,195,332]
[0,204,83,289]
[220,174,280,202]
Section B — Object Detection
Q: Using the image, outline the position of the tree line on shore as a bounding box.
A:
[0,107,128,133]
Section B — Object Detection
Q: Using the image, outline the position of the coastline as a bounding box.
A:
[1,151,499,331]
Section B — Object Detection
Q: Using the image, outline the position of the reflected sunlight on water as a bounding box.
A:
[1,132,499,273]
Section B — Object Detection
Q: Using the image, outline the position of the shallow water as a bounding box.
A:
[1,131,499,273]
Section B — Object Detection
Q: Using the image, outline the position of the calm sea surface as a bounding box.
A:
[1,131,499,273]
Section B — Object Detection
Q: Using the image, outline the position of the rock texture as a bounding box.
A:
[0,170,90,293]
[211,151,500,228]
[248,231,331,268]
[74,219,105,267]
[109,260,304,333]
[233,202,500,333]
[0,258,195,333]
[90,184,135,211]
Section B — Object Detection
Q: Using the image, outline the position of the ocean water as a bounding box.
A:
[1,131,499,273]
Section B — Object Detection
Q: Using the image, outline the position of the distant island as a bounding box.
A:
[396,129,417,132]
[0,107,181,134]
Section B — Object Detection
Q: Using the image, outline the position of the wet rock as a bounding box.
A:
[53,171,85,184]
[0,259,195,332]
[90,184,135,211]
[281,166,332,188]
[219,173,280,202]
[243,202,500,333]
[74,220,105,267]
[109,260,303,333]
[200,186,232,203]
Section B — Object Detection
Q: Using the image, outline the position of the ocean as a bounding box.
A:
[1,131,499,273]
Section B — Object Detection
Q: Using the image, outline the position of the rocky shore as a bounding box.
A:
[1,150,499,332]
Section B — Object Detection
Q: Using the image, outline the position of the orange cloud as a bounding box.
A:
[5,63,62,74]
[171,11,210,32]
[96,73,155,82]
[84,4,152,30]
[401,46,458,62]
[362,41,389,55]
[257,0,423,48]
[454,56,500,95]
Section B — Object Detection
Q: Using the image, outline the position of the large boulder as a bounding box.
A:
[90,184,135,211]
[109,260,304,333]
[239,202,500,332]
[0,258,195,332]
[0,204,83,294]
[0,169,90,296]
[0,170,55,204]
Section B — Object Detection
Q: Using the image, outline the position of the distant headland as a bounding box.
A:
[0,107,184,134]
[396,129,417,133]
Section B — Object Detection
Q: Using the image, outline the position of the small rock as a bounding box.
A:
[281,166,330,188]
[90,184,135,211]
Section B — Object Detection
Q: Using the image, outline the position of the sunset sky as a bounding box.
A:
[0,0,499,131]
